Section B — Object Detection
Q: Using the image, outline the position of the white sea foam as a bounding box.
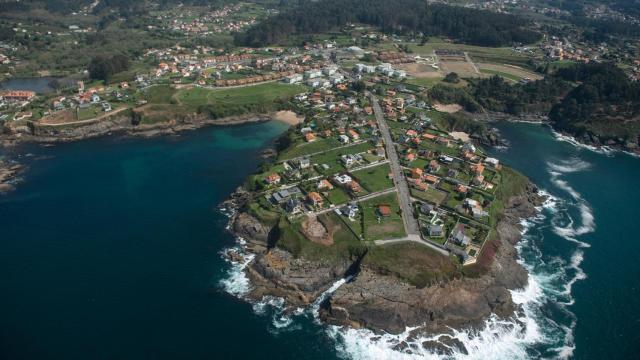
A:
[547,158,591,173]
[219,242,255,297]
[217,162,592,359]
[549,129,614,156]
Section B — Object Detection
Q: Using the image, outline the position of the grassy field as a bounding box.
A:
[410,187,448,205]
[176,83,306,108]
[279,137,342,160]
[145,85,176,103]
[326,187,351,205]
[364,242,457,287]
[397,38,535,69]
[352,163,393,193]
[405,76,445,88]
[480,69,521,82]
[77,106,101,121]
[360,192,406,241]
[275,214,364,264]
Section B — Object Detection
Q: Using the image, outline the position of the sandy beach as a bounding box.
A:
[272,110,304,125]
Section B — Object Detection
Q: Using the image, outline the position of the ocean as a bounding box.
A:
[0,121,638,359]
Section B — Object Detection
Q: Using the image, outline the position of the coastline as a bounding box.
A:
[0,110,300,193]
[221,181,545,354]
[482,111,640,157]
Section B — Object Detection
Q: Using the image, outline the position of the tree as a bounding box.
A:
[88,54,130,82]
[443,72,460,84]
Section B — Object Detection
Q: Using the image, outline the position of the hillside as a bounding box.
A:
[236,0,541,47]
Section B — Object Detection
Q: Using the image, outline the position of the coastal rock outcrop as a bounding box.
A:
[319,185,543,334]
[230,184,545,337]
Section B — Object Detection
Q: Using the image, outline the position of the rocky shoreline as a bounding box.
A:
[0,112,283,194]
[480,110,640,155]
[0,158,25,194]
[1,112,275,144]
[223,183,545,352]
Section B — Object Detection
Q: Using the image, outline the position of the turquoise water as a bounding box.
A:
[0,121,638,359]
[488,122,640,359]
[0,122,339,359]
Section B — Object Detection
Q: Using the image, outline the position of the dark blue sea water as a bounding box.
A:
[0,77,68,94]
[0,121,638,359]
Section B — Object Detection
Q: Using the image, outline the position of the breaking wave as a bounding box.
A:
[546,159,595,247]
[549,129,614,156]
[219,240,255,297]
[217,155,594,359]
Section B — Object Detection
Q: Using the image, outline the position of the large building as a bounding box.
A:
[1,90,36,102]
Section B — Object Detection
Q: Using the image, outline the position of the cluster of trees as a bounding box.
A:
[427,85,481,112]
[88,54,130,81]
[198,99,289,120]
[550,62,640,136]
[469,75,572,115]
[236,0,541,47]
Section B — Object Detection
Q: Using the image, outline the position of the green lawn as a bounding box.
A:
[410,187,448,205]
[77,106,101,121]
[360,192,406,241]
[279,137,342,160]
[176,83,307,108]
[479,69,521,82]
[405,77,444,88]
[352,164,393,193]
[275,214,365,264]
[325,187,351,205]
[145,85,176,103]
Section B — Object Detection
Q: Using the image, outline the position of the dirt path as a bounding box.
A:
[38,107,130,127]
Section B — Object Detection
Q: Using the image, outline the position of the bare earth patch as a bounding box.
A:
[434,103,462,113]
[477,63,543,80]
[449,131,470,142]
[396,63,442,78]
[439,61,478,77]
[301,215,335,246]
[39,109,76,125]
[273,110,303,126]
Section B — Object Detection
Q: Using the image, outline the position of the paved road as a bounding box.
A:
[370,95,420,236]
[375,235,450,256]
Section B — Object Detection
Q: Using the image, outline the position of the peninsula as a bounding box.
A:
[222,80,545,353]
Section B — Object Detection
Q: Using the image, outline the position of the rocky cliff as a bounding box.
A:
[227,184,545,339]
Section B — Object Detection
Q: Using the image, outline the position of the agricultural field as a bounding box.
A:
[175,83,306,108]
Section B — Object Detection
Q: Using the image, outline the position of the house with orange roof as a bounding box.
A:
[424,175,439,184]
[377,204,392,216]
[348,181,362,194]
[405,153,416,162]
[413,180,429,191]
[455,184,468,193]
[470,163,485,175]
[305,132,317,142]
[317,179,334,190]
[348,129,360,140]
[265,173,281,185]
[422,133,437,140]
[307,192,324,207]
[411,167,423,179]
[406,129,418,137]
